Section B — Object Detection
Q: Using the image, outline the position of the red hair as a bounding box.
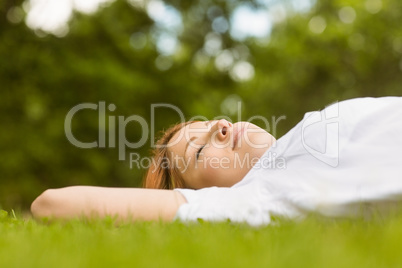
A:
[143,121,196,189]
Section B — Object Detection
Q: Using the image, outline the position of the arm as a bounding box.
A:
[31,186,187,222]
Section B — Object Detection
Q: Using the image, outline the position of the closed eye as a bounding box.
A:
[196,145,205,160]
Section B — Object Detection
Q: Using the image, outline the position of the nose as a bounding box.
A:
[213,119,232,142]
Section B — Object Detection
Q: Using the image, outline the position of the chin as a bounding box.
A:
[245,127,274,151]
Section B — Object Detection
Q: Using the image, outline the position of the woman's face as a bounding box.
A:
[168,119,275,189]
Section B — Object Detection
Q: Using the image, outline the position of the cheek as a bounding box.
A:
[200,160,245,188]
[202,149,233,169]
[199,167,226,187]
[197,153,231,187]
[201,156,224,176]
[198,156,227,187]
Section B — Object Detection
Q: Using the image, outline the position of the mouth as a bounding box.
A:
[232,127,244,150]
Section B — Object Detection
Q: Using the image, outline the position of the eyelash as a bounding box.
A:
[196,145,205,159]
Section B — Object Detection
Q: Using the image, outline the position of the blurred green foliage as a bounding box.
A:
[0,0,401,209]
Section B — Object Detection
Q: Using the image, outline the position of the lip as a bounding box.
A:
[232,127,244,150]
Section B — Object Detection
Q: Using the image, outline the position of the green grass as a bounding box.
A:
[1,210,402,268]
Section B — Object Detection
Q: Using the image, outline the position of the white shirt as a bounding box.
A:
[175,97,402,226]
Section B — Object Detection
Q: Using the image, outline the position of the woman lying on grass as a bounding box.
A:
[31,97,402,225]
